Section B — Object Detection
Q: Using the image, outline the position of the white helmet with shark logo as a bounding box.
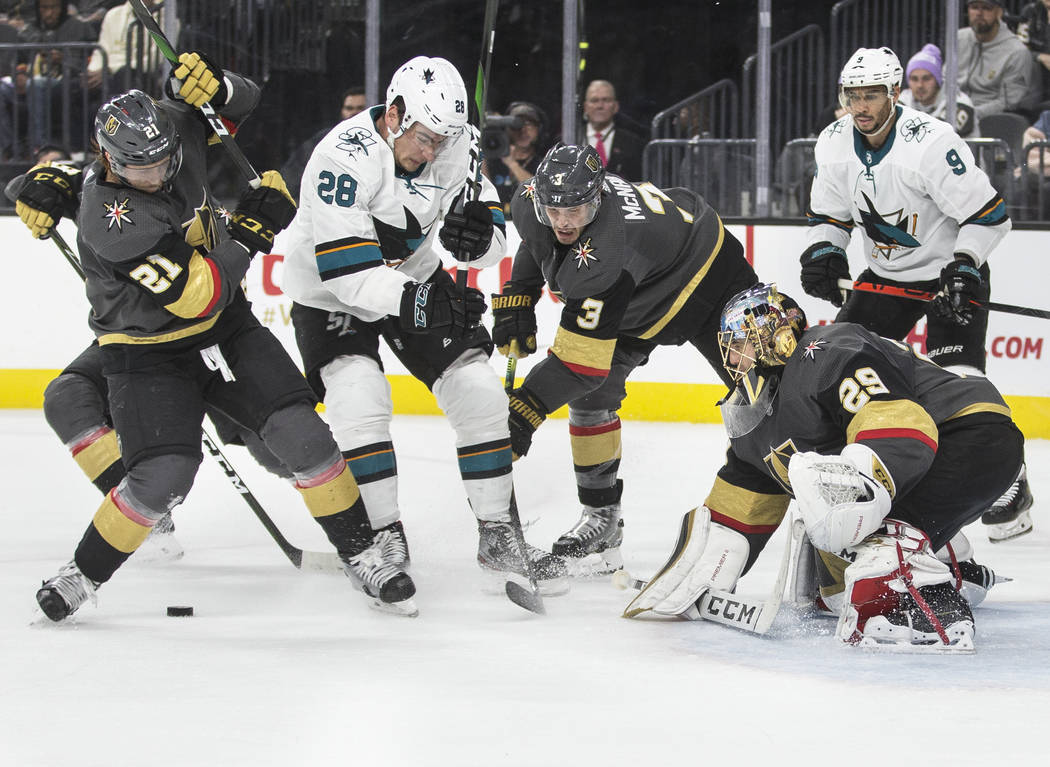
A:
[385,56,468,143]
[838,47,903,108]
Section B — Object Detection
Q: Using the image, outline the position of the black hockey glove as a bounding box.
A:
[931,254,982,326]
[508,387,547,459]
[398,280,486,337]
[799,242,850,307]
[439,196,494,262]
[229,170,297,254]
[491,282,540,358]
[168,50,227,108]
[15,162,79,239]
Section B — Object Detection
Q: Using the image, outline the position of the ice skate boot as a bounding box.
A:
[982,465,1034,543]
[341,530,418,617]
[552,503,624,576]
[133,512,185,563]
[376,520,410,569]
[36,560,99,622]
[477,520,569,597]
[853,583,975,652]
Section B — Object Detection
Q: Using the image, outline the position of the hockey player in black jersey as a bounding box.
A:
[34,56,416,621]
[493,143,758,574]
[625,283,1022,650]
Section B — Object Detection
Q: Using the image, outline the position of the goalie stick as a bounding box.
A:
[48,233,342,573]
[128,0,261,189]
[615,516,804,634]
[838,278,1050,320]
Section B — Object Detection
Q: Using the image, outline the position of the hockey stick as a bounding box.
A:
[838,278,1050,320]
[615,516,804,634]
[128,0,261,189]
[455,0,499,293]
[49,236,341,573]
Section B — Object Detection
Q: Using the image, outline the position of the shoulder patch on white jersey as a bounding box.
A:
[334,126,378,157]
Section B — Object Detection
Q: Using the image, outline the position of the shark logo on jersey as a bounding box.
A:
[336,127,377,157]
[374,206,426,264]
[900,116,931,143]
[102,197,134,231]
[858,192,920,257]
[572,237,599,269]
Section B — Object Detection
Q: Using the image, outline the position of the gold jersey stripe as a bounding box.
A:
[97,310,222,346]
[639,215,725,340]
[298,464,361,518]
[570,428,622,468]
[704,475,791,528]
[73,430,120,481]
[92,494,152,553]
[945,402,1013,421]
[550,327,617,371]
[846,399,938,445]
[164,253,217,318]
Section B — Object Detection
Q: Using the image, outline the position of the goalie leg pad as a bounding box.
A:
[623,507,749,618]
[837,520,974,650]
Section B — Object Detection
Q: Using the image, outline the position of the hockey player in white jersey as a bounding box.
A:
[281,56,568,595]
[800,46,1033,542]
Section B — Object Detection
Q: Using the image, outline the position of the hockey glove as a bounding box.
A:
[170,51,227,108]
[508,387,547,459]
[439,196,494,262]
[799,242,850,307]
[398,280,486,337]
[229,170,297,254]
[931,254,981,326]
[15,162,79,239]
[491,282,540,358]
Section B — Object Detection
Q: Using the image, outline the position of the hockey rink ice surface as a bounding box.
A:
[1,410,1046,765]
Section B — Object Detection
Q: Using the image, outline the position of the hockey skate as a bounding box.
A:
[477,520,569,597]
[552,503,624,577]
[341,530,418,617]
[848,583,975,653]
[982,465,1034,543]
[36,560,99,622]
[133,513,185,564]
[376,520,410,568]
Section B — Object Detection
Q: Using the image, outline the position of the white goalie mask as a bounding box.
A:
[385,56,469,144]
[837,47,903,109]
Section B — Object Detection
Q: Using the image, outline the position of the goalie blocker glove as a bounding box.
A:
[168,51,228,108]
[398,280,486,337]
[491,282,540,358]
[931,253,982,326]
[439,194,494,262]
[800,241,850,307]
[228,170,297,254]
[15,162,80,239]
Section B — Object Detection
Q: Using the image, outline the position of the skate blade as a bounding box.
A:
[479,569,570,597]
[505,581,545,614]
[987,511,1034,543]
[367,596,419,618]
[564,548,623,578]
[852,624,975,654]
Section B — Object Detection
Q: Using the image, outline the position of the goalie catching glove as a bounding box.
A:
[439,191,494,262]
[491,282,540,358]
[228,170,297,254]
[15,162,80,239]
[169,51,227,108]
[398,279,486,337]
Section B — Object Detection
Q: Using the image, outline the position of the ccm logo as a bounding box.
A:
[705,594,758,624]
[990,337,1043,359]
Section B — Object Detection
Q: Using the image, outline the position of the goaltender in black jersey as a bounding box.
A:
[625,284,1023,651]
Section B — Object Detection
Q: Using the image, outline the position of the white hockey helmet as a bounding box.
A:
[385,56,468,141]
[838,47,903,107]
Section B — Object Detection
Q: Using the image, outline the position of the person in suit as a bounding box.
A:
[582,79,645,180]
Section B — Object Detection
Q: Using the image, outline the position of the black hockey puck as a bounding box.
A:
[166,605,193,617]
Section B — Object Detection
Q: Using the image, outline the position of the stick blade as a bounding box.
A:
[298,551,345,574]
[505,581,545,614]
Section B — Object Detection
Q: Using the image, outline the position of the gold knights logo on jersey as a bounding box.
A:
[572,237,599,269]
[102,197,134,231]
[183,197,219,252]
[763,439,799,493]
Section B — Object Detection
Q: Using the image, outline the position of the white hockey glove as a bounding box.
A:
[788,443,893,553]
[623,507,749,618]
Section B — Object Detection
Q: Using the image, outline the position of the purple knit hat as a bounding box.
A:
[907,44,943,86]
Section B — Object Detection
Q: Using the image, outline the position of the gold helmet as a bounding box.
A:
[718,283,807,383]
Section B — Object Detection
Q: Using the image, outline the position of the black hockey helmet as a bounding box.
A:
[95,89,182,188]
[531,143,604,227]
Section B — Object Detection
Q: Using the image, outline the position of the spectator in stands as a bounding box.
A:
[281,85,366,201]
[0,2,28,31]
[76,1,124,35]
[483,100,548,211]
[85,1,166,94]
[1018,0,1050,105]
[958,0,1040,119]
[19,0,95,152]
[900,43,980,137]
[582,79,644,180]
